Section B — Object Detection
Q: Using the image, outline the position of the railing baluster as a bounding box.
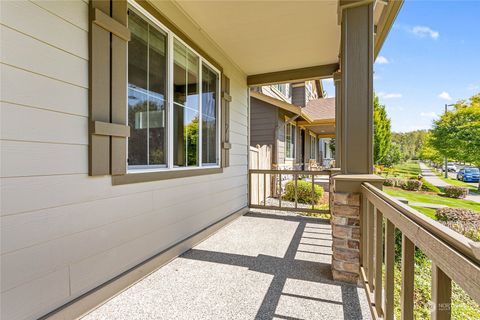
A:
[263,173,267,206]
[257,172,260,205]
[248,171,252,206]
[374,209,384,316]
[311,173,315,210]
[361,198,367,268]
[384,218,395,320]
[278,173,282,208]
[294,173,298,209]
[401,235,415,320]
[368,204,375,292]
[431,263,452,320]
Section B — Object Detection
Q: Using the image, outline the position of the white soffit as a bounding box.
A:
[174,0,340,76]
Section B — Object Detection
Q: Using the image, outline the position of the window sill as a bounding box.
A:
[112,167,223,185]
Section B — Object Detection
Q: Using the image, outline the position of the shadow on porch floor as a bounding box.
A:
[82,211,371,320]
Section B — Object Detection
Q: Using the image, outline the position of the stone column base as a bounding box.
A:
[331,192,361,284]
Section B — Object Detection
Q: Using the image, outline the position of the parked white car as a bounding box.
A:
[442,163,458,172]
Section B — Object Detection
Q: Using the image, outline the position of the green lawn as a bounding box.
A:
[384,187,480,213]
[410,206,436,219]
[379,161,421,179]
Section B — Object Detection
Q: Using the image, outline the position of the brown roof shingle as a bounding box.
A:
[302,97,335,121]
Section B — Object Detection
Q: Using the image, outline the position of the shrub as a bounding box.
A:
[435,208,480,242]
[420,178,441,193]
[283,180,324,204]
[435,207,479,222]
[441,221,480,242]
[401,179,423,191]
[396,178,406,188]
[444,186,468,199]
[383,178,396,187]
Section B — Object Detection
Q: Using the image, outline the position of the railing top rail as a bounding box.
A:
[362,182,480,263]
[249,169,332,175]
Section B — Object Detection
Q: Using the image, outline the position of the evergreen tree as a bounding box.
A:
[374,96,392,164]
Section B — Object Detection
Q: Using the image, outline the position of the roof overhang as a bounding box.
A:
[167,0,402,85]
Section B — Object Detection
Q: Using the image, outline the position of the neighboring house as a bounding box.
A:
[250,82,335,169]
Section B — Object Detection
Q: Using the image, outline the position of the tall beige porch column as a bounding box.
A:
[333,71,342,169]
[339,0,374,175]
[331,0,381,284]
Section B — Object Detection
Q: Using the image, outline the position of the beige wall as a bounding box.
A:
[0,1,248,319]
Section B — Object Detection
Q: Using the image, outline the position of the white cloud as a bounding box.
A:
[375,56,389,64]
[467,84,479,91]
[411,26,439,40]
[438,91,452,100]
[420,111,437,118]
[377,92,402,99]
[323,78,334,84]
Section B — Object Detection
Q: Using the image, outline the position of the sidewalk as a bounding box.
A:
[419,163,480,203]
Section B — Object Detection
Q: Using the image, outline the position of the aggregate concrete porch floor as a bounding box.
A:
[82,211,371,320]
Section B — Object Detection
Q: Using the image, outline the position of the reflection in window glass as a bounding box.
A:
[128,8,167,167]
[202,64,218,165]
[173,39,199,167]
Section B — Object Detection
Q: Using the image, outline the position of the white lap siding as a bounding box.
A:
[0,1,248,319]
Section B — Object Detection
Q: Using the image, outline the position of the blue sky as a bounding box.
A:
[323,0,480,132]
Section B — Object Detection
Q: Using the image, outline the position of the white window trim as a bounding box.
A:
[127,0,221,174]
[285,117,296,161]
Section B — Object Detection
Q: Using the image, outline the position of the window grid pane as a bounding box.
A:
[173,39,199,167]
[202,64,218,165]
[128,9,148,166]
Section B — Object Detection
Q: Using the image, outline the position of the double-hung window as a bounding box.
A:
[285,122,296,159]
[127,3,220,172]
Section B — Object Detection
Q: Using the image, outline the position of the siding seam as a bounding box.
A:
[0,23,88,61]
[0,139,88,147]
[0,62,89,90]
[29,0,89,32]
[1,100,88,118]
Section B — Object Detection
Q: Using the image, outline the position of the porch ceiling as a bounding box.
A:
[173,0,341,76]
[309,124,336,136]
